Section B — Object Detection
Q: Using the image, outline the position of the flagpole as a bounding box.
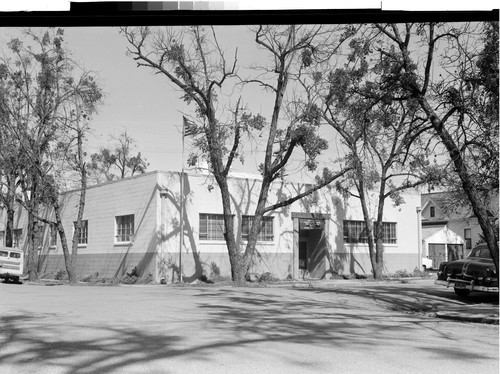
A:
[179,117,185,283]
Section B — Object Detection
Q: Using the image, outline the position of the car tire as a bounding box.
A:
[454,288,470,297]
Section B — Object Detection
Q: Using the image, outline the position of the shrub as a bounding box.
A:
[121,274,138,284]
[141,273,154,284]
[98,277,119,285]
[54,269,68,280]
[259,272,279,283]
[412,267,427,278]
[210,262,221,278]
[81,272,99,282]
[40,271,57,280]
[210,275,235,286]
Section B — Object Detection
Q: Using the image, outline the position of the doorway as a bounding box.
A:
[296,216,327,279]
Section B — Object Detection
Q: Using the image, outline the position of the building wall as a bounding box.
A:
[0,172,161,278]
[446,217,482,255]
[0,171,422,282]
[157,172,302,283]
[327,188,421,275]
[157,173,421,282]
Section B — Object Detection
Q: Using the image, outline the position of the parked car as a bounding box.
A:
[0,246,24,283]
[435,243,499,297]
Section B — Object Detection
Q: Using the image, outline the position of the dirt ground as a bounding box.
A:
[0,278,498,374]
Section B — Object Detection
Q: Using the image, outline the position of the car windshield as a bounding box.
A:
[468,246,491,259]
[9,252,21,259]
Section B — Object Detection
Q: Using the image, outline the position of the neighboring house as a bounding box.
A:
[0,170,422,282]
[420,192,498,269]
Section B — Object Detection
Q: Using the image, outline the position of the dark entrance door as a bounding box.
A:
[298,218,326,279]
[299,241,308,270]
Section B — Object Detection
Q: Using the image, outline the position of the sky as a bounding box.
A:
[59,26,284,175]
[0,25,345,181]
[0,3,496,183]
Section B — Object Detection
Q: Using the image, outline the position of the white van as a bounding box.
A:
[0,246,24,283]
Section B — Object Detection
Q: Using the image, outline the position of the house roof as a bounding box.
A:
[421,191,475,220]
[422,226,464,244]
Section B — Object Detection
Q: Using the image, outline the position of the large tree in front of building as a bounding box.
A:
[122,25,351,284]
[0,28,102,282]
[370,22,499,272]
[316,31,445,277]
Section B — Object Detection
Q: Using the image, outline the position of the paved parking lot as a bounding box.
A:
[0,279,498,374]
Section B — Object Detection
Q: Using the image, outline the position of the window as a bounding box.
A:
[343,220,368,243]
[381,222,397,244]
[115,215,134,243]
[13,229,22,248]
[343,220,397,244]
[199,214,226,241]
[464,228,472,249]
[242,216,274,242]
[0,230,23,247]
[73,220,88,245]
[430,206,435,218]
[49,225,57,247]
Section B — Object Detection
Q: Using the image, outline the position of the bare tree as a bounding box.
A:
[370,22,499,271]
[122,25,351,284]
[309,25,446,278]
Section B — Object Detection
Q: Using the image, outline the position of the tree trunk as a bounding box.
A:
[27,211,38,282]
[53,202,74,282]
[415,94,499,272]
[5,176,16,248]
[242,176,272,279]
[5,208,14,248]
[27,175,39,282]
[68,131,87,285]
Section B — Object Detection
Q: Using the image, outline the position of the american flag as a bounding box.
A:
[183,116,198,137]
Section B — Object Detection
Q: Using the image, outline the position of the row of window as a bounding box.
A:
[199,214,274,242]
[0,216,400,247]
[66,214,135,246]
[343,220,397,244]
[200,215,398,244]
[0,215,135,248]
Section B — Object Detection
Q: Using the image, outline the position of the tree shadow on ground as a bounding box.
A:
[293,282,499,315]
[0,286,496,373]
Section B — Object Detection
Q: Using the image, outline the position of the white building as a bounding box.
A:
[0,170,422,282]
[420,192,496,268]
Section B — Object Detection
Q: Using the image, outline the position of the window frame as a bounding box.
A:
[241,215,274,242]
[343,220,397,244]
[73,220,88,246]
[343,220,368,244]
[381,222,397,244]
[430,206,435,218]
[49,224,58,248]
[199,213,227,241]
[115,214,135,244]
[464,228,472,250]
[13,229,22,248]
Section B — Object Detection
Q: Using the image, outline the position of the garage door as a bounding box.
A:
[429,244,446,267]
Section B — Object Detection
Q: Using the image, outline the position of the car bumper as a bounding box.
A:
[435,279,499,293]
